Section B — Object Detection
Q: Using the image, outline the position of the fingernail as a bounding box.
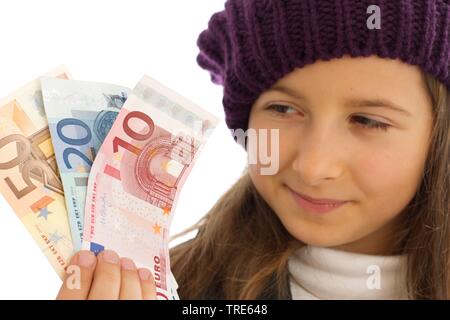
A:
[77,251,96,267]
[102,250,119,265]
[138,268,151,281]
[120,258,136,271]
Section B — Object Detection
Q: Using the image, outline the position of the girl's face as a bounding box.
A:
[248,55,434,255]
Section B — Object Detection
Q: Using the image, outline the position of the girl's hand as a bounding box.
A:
[56,250,157,300]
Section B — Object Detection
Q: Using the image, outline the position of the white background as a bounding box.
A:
[0,0,247,299]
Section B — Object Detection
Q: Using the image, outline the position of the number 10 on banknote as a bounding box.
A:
[82,75,219,299]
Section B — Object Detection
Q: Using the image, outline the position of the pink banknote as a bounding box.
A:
[83,75,218,299]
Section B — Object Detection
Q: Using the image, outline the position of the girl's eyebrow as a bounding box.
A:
[345,97,411,117]
[267,85,412,117]
[267,85,308,102]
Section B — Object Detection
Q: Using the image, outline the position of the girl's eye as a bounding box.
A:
[350,115,391,131]
[265,105,391,131]
[266,104,299,116]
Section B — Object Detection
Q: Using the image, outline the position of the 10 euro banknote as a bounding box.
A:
[82,75,219,299]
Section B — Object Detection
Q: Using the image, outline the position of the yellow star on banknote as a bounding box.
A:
[152,223,162,234]
[162,206,171,216]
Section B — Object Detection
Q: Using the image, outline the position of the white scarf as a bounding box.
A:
[288,245,409,299]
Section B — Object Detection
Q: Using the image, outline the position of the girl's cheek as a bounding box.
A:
[355,146,421,202]
[362,148,394,177]
[275,128,301,167]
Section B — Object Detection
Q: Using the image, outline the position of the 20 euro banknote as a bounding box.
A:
[41,78,130,251]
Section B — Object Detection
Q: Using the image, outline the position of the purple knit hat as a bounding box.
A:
[196,0,450,138]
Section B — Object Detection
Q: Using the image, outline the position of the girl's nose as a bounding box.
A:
[291,127,345,187]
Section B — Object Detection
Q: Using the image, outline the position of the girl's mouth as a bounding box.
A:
[287,187,350,214]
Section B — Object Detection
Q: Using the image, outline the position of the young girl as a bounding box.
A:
[57,0,450,300]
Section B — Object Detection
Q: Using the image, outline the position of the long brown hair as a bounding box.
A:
[169,72,450,300]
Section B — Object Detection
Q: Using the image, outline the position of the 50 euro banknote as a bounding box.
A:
[82,75,219,299]
[0,67,75,279]
[41,78,130,251]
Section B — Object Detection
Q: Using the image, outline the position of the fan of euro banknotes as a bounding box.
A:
[0,66,219,300]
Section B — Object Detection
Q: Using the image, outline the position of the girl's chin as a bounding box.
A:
[284,219,356,248]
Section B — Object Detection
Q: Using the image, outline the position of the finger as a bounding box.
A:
[138,268,157,300]
[56,250,97,300]
[87,250,121,300]
[119,258,142,300]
